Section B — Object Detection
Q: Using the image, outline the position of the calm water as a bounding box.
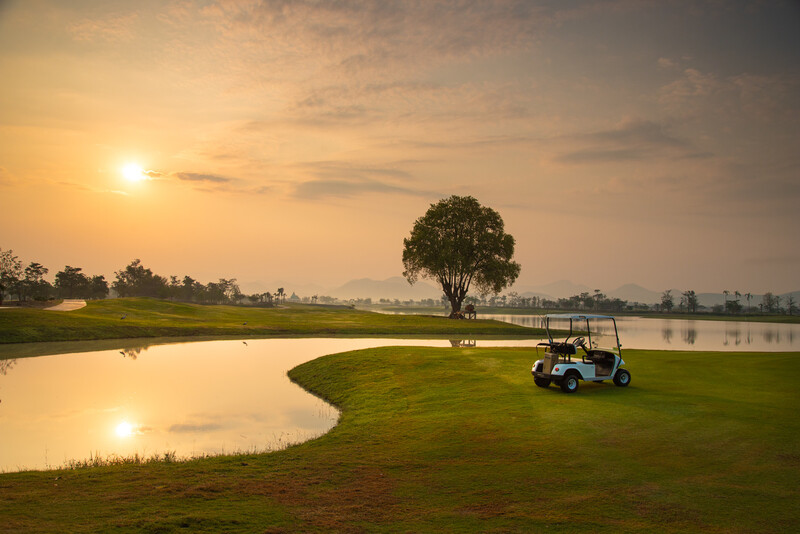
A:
[0,337,536,472]
[485,314,800,351]
[3,320,797,471]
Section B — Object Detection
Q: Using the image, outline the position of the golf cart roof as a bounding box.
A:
[545,314,616,320]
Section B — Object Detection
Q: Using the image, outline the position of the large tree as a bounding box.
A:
[661,290,674,312]
[402,195,520,317]
[112,259,168,298]
[54,266,91,298]
[23,262,51,301]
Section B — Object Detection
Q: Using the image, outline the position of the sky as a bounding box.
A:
[1,0,798,295]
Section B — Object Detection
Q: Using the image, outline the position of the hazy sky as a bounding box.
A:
[1,0,798,294]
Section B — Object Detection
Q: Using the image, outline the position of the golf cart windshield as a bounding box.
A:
[543,314,622,355]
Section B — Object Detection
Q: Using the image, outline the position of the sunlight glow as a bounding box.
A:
[115,421,134,438]
[121,163,145,182]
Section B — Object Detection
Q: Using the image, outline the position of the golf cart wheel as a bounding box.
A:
[613,369,631,387]
[534,377,551,388]
[560,374,579,393]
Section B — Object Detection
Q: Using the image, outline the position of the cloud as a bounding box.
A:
[657,57,678,70]
[288,159,436,199]
[658,67,800,124]
[173,172,232,184]
[293,178,426,200]
[201,0,552,75]
[554,119,706,164]
[301,161,412,181]
[135,169,237,191]
[69,12,139,43]
[169,422,224,433]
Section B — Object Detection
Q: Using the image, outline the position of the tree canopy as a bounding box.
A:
[402,195,520,317]
[0,248,23,306]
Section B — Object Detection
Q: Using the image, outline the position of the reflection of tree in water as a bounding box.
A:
[723,326,742,346]
[762,329,780,344]
[118,345,152,360]
[0,358,17,376]
[683,327,697,345]
[449,340,476,348]
[0,358,17,404]
[662,327,673,344]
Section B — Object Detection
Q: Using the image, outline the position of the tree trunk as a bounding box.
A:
[448,295,463,318]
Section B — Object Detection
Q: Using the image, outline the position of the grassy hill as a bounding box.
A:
[0,346,797,532]
[0,298,538,344]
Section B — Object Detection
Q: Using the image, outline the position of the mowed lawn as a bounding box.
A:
[0,298,537,344]
[1,346,797,532]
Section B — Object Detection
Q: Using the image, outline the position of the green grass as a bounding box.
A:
[1,345,797,532]
[0,297,538,344]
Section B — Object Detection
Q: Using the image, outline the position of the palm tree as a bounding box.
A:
[745,292,752,313]
[276,287,285,303]
[723,290,730,313]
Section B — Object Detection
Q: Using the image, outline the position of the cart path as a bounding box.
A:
[45,299,87,311]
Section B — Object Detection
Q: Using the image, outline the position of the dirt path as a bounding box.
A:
[45,299,87,311]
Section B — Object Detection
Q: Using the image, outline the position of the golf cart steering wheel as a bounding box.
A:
[572,337,586,348]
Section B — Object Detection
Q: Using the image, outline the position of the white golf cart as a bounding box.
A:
[531,314,631,393]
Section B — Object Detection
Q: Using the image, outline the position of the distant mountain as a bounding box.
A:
[607,283,662,304]
[329,276,442,300]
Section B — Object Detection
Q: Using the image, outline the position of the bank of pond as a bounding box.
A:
[1,336,797,533]
[2,328,799,472]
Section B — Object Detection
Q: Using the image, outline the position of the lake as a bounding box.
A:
[2,316,798,471]
[0,337,536,472]
[483,314,800,352]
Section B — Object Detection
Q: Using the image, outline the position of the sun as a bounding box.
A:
[121,163,145,182]
[115,421,134,438]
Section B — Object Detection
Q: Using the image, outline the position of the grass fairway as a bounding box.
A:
[0,297,537,344]
[1,346,798,532]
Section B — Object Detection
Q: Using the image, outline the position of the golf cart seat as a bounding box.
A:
[548,342,577,356]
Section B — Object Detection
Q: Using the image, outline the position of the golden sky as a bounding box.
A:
[1,0,798,294]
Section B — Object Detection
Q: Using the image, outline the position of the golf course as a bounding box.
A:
[0,298,538,345]
[0,300,798,532]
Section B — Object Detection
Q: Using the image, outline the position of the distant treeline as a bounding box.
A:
[379,288,796,316]
[0,249,287,306]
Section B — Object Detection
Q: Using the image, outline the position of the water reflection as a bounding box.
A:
[662,327,673,344]
[483,314,800,351]
[0,358,16,376]
[682,324,697,345]
[119,346,149,360]
[0,337,540,472]
[0,358,16,405]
